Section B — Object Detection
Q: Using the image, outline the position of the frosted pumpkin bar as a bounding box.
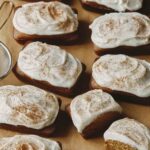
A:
[14,42,86,96]
[67,89,122,138]
[0,85,61,136]
[81,0,143,13]
[13,1,79,44]
[91,54,150,104]
[0,135,62,149]
[89,12,150,55]
[104,118,150,150]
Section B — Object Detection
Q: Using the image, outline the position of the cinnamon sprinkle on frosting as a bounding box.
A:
[104,118,150,150]
[13,1,78,35]
[92,54,150,97]
[0,135,61,150]
[18,42,82,88]
[90,12,150,49]
[0,85,59,129]
[70,89,122,133]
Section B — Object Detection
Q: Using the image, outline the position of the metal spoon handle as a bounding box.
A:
[0,1,15,30]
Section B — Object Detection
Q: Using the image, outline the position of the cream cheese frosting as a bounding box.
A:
[92,54,150,98]
[89,12,150,49]
[70,89,122,133]
[104,118,150,150]
[0,85,59,129]
[18,42,82,88]
[83,0,143,12]
[13,1,78,35]
[0,135,61,150]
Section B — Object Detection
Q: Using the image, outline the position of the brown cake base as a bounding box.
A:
[23,0,61,1]
[66,105,122,138]
[0,99,62,137]
[93,44,150,56]
[80,0,113,13]
[13,63,86,97]
[81,0,150,14]
[0,123,56,137]
[90,77,150,105]
[13,28,79,45]
[105,140,136,150]
[81,112,122,138]
[57,142,63,150]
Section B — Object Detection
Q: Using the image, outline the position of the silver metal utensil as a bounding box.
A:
[0,1,14,79]
[0,41,12,79]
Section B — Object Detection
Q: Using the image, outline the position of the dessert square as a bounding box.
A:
[89,12,150,55]
[13,42,86,97]
[13,1,79,44]
[91,54,150,104]
[104,118,150,150]
[67,89,122,138]
[81,0,143,13]
[0,134,62,149]
[0,85,61,136]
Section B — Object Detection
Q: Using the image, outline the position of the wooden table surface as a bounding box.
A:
[0,0,150,149]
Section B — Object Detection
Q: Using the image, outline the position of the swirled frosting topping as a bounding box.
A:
[83,0,143,12]
[18,42,82,88]
[0,85,59,129]
[104,118,150,150]
[0,135,61,150]
[90,12,150,49]
[13,1,78,35]
[70,89,122,133]
[92,54,150,97]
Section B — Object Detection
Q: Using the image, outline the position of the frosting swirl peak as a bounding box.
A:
[13,1,78,35]
[18,42,82,88]
[0,135,61,150]
[92,54,150,97]
[0,85,59,129]
[70,90,122,132]
[90,12,150,49]
[104,118,150,150]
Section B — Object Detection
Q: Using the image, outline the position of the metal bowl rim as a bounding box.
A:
[0,41,12,79]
